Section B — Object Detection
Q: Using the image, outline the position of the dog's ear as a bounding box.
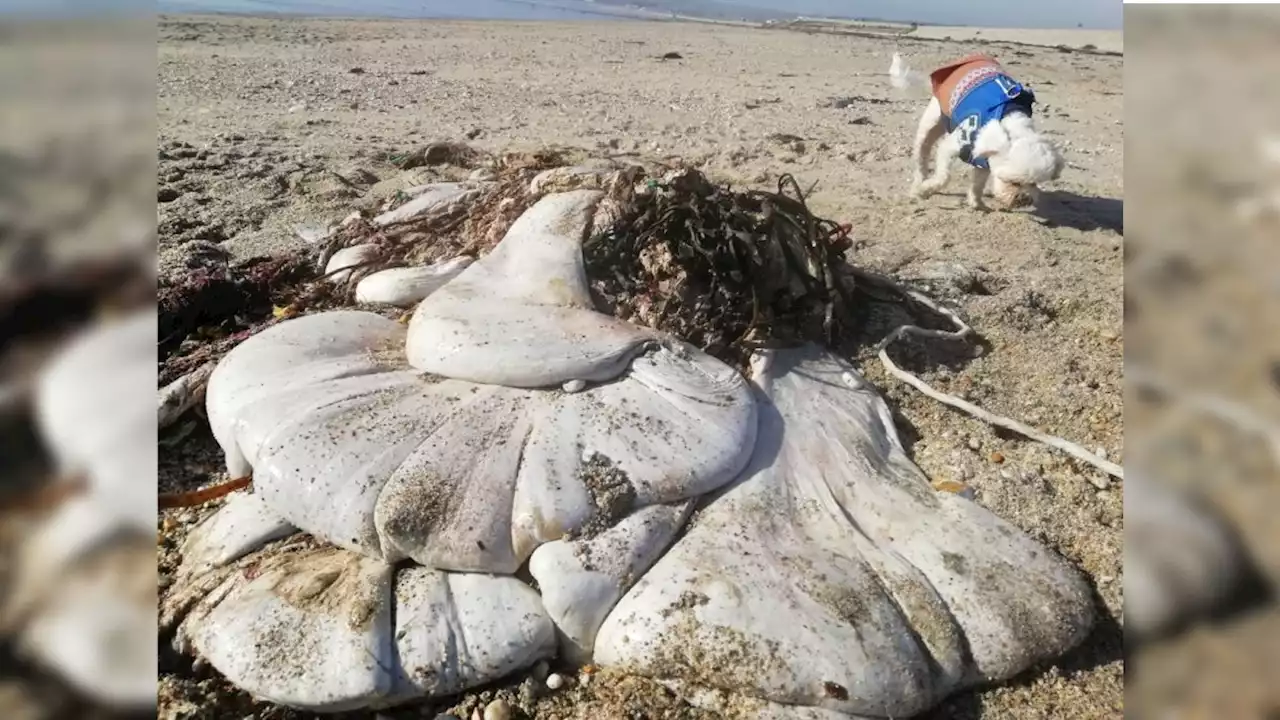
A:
[972,121,1010,160]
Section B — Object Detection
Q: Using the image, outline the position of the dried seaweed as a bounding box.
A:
[320,148,578,277]
[157,255,345,385]
[584,169,855,368]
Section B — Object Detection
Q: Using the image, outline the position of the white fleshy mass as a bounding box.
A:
[373,182,480,226]
[353,256,474,307]
[173,180,1098,716]
[175,542,556,711]
[1124,471,1250,640]
[324,243,379,284]
[206,190,756,572]
[595,346,1095,718]
[8,310,158,709]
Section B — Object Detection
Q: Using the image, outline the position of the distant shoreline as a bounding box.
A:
[158,9,1122,55]
[155,0,679,23]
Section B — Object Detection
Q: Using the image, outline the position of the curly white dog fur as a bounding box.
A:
[890,52,1064,210]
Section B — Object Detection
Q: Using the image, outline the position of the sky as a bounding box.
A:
[0,0,1122,29]
[719,0,1122,30]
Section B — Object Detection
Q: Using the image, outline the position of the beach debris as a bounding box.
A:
[584,169,851,369]
[159,152,1109,715]
[659,51,683,60]
[373,182,482,226]
[158,360,215,429]
[596,347,1094,717]
[323,243,381,284]
[482,699,512,720]
[353,257,474,307]
[392,141,483,170]
[292,222,335,244]
[1124,471,1258,641]
[163,189,756,710]
[3,310,157,710]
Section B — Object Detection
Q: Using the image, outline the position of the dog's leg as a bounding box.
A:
[911,97,947,197]
[966,167,991,210]
[915,131,959,199]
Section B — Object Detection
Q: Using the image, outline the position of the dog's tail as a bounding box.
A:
[889,52,931,93]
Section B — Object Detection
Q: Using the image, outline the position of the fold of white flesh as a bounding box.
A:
[179,492,298,576]
[324,244,379,284]
[174,544,555,712]
[206,310,755,573]
[1124,471,1248,640]
[372,182,480,226]
[528,501,694,664]
[406,189,656,388]
[205,192,757,572]
[353,256,474,307]
[35,308,157,532]
[595,346,1095,718]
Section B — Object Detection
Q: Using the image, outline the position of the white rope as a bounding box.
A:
[851,268,1124,484]
[1128,366,1280,468]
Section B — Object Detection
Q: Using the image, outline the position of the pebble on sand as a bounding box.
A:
[483,699,512,720]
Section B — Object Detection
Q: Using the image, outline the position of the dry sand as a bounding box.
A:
[157,13,1123,719]
[1124,7,1280,718]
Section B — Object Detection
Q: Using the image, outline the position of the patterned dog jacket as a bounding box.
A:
[929,54,1035,169]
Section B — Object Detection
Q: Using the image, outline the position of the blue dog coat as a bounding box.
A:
[929,55,1036,169]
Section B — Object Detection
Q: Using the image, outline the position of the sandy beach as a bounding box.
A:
[158,14,1123,719]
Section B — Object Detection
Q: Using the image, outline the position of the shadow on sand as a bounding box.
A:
[1033,191,1123,234]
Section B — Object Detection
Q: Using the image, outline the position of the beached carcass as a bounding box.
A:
[160,156,1098,718]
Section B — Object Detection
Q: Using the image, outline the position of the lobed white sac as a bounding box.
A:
[324,243,380,284]
[173,541,556,712]
[35,308,156,534]
[528,501,694,664]
[179,492,297,576]
[353,256,474,307]
[204,190,758,574]
[595,345,1096,719]
[406,189,655,388]
[205,310,755,575]
[373,182,481,226]
[1124,471,1251,640]
[8,309,158,709]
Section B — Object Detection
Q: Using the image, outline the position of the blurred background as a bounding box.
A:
[1125,3,1280,718]
[1,2,1279,718]
[0,5,156,720]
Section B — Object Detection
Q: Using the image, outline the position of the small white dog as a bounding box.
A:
[890,52,1064,210]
